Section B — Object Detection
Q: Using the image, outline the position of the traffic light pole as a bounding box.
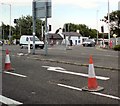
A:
[32,0,36,55]
[44,1,48,55]
[108,0,110,48]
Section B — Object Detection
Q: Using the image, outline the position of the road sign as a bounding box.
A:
[35,0,51,18]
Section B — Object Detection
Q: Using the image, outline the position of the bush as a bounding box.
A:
[113,45,120,51]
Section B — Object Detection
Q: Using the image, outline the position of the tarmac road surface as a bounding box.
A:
[1,51,120,105]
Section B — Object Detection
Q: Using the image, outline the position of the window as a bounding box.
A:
[26,37,29,41]
[78,40,80,43]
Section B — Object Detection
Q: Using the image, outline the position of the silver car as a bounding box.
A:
[82,39,95,47]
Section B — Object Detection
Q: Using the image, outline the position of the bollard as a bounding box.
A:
[28,38,31,54]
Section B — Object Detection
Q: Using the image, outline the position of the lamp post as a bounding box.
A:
[96,10,99,45]
[108,0,110,48]
[1,3,11,41]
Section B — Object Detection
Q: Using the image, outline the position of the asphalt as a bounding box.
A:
[26,45,120,71]
[2,45,120,71]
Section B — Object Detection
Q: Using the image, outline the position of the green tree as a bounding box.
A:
[14,15,44,39]
[63,23,97,38]
[103,10,120,37]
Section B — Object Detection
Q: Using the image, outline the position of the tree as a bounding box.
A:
[14,15,44,39]
[14,15,32,36]
[63,23,97,38]
[1,22,15,40]
[103,10,120,37]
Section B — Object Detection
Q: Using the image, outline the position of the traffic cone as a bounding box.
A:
[4,49,14,71]
[82,55,104,92]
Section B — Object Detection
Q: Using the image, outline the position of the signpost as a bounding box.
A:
[32,0,51,55]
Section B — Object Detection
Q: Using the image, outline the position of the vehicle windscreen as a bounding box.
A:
[85,39,92,42]
[30,37,40,41]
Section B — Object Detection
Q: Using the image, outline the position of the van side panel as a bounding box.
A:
[20,35,44,49]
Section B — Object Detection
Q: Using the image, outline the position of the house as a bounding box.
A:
[47,31,89,46]
[47,33,63,45]
[61,32,88,45]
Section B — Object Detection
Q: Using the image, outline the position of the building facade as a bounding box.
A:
[62,32,88,46]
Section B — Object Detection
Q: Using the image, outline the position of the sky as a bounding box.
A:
[0,0,119,33]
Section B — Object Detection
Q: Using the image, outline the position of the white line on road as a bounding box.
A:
[58,83,120,101]
[0,95,23,105]
[42,66,110,80]
[4,71,27,78]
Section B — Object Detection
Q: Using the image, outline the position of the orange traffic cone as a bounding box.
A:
[82,55,104,92]
[4,49,14,71]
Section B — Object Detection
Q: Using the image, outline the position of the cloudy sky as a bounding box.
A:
[0,0,119,33]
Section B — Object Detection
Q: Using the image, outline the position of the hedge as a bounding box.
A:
[113,45,120,51]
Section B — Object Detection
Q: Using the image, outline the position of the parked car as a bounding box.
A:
[19,35,44,49]
[82,39,95,47]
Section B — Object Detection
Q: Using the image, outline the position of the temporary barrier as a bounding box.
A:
[82,55,104,92]
[4,49,14,71]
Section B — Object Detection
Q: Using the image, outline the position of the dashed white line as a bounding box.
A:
[4,71,27,78]
[0,95,23,105]
[57,83,120,101]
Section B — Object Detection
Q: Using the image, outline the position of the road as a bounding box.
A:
[3,45,119,69]
[0,45,119,105]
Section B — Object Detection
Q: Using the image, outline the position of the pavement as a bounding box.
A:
[23,45,120,71]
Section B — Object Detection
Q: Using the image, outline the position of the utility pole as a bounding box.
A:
[9,4,11,41]
[96,10,99,45]
[108,0,110,48]
[1,3,11,41]
[41,21,44,41]
[44,0,48,55]
[32,0,36,54]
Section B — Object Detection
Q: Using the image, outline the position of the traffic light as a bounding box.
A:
[101,26,104,33]
[65,24,68,32]
[14,19,18,24]
[49,25,52,31]
[62,28,65,32]
[42,23,44,26]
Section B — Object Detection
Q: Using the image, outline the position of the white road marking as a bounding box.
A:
[4,71,27,78]
[42,66,110,80]
[0,95,23,105]
[58,83,120,101]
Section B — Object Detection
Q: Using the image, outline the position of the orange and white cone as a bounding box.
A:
[82,55,104,92]
[4,49,14,71]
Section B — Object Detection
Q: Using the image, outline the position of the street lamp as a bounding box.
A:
[1,3,11,41]
[96,10,99,45]
[108,0,110,47]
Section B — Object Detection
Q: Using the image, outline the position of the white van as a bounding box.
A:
[19,35,44,49]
